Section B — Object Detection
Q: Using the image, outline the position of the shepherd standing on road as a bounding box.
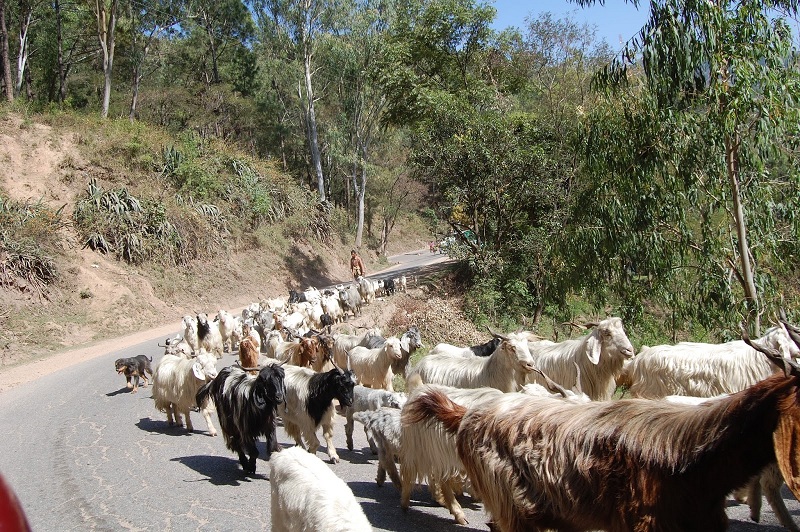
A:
[350,249,365,279]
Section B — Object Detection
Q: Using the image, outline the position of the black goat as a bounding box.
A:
[383,278,396,296]
[288,289,307,304]
[196,364,286,474]
[470,337,502,357]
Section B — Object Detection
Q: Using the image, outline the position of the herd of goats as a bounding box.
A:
[113,276,800,532]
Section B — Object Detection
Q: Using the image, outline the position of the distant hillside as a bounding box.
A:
[0,111,428,367]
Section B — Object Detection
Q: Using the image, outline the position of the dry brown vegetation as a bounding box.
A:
[0,112,452,368]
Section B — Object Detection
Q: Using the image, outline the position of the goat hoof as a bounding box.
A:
[455,516,468,525]
[329,456,340,464]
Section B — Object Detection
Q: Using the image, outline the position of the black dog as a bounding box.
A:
[114,355,154,393]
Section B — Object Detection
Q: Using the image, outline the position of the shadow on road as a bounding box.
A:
[106,387,134,397]
[348,480,486,532]
[170,455,268,485]
[135,416,214,437]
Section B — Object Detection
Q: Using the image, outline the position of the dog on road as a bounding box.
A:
[114,355,154,393]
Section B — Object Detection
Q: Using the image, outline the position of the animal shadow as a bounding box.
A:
[170,455,267,485]
[135,417,200,436]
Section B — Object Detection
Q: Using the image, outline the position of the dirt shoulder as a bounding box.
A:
[0,251,480,394]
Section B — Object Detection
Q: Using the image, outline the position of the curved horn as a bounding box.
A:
[486,325,509,340]
[741,322,800,377]
[583,321,600,329]
[573,361,584,395]
[779,308,800,349]
[529,367,569,398]
[157,342,167,348]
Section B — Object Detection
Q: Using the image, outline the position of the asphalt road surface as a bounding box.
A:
[0,249,798,531]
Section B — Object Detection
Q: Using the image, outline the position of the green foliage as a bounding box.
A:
[573,0,800,330]
[0,196,62,294]
[74,178,187,265]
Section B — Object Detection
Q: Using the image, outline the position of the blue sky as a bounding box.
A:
[490,0,650,51]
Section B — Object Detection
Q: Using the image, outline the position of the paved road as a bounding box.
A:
[0,248,798,531]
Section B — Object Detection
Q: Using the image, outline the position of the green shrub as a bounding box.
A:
[0,196,61,294]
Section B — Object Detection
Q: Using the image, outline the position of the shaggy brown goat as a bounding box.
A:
[405,325,800,532]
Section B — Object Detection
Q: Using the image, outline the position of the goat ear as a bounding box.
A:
[400,336,411,353]
[192,362,205,380]
[586,332,601,365]
[775,408,800,500]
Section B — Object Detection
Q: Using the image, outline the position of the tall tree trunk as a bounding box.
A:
[129,67,140,120]
[303,49,325,202]
[95,0,118,118]
[0,0,13,101]
[355,162,365,248]
[726,133,760,332]
[55,0,67,103]
[15,3,32,96]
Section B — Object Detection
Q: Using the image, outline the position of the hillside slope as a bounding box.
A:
[0,113,428,367]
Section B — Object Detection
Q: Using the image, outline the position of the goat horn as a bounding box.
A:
[530,366,569,398]
[573,361,584,395]
[157,342,167,348]
[741,321,800,377]
[486,325,509,340]
[583,321,600,328]
[779,308,800,349]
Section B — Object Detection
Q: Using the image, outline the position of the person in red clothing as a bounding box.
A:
[350,249,365,279]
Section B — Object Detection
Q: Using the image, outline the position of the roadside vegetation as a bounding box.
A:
[1,0,799,360]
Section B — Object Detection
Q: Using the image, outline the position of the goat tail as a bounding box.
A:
[402,390,465,435]
[196,381,213,409]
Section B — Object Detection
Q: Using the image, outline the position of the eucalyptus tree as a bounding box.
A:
[325,0,392,247]
[185,0,254,86]
[251,0,350,203]
[124,0,182,119]
[90,0,119,117]
[575,0,800,332]
[1,0,12,100]
[377,0,496,125]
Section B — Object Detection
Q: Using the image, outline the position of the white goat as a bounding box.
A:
[400,384,505,524]
[357,276,378,304]
[407,331,535,392]
[347,336,403,391]
[626,325,800,532]
[264,330,298,360]
[321,294,344,324]
[270,446,372,532]
[332,328,382,368]
[215,309,239,353]
[159,334,193,359]
[353,408,403,489]
[526,317,635,400]
[279,365,357,463]
[151,351,218,436]
[395,275,407,293]
[181,315,199,354]
[197,312,224,358]
[344,384,407,452]
[626,324,800,399]
[398,378,589,525]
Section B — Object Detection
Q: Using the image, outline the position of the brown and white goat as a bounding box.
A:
[404,327,800,532]
[238,335,260,374]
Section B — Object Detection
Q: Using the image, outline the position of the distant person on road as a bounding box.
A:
[429,240,436,254]
[350,249,365,279]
